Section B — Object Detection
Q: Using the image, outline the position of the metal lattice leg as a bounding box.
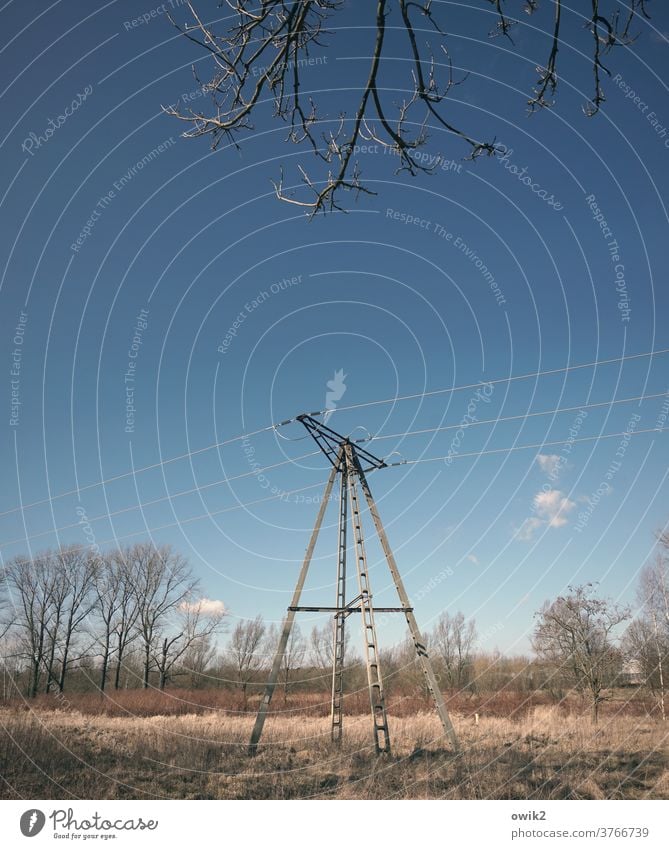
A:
[346,445,391,755]
[330,455,348,742]
[351,450,460,753]
[248,457,341,755]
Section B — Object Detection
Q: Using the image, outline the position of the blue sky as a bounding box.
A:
[1,1,668,654]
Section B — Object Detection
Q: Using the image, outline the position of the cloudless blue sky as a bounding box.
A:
[1,1,668,654]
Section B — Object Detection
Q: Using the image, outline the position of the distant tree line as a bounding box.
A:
[0,543,224,696]
[2,535,668,724]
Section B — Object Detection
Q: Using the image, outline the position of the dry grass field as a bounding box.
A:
[1,694,668,800]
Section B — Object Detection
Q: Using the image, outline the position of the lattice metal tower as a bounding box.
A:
[248,415,459,756]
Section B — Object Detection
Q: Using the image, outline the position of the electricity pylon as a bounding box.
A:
[248,415,459,756]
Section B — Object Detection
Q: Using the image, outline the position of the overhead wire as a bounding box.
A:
[381,426,668,468]
[3,391,663,546]
[4,420,667,551]
[354,391,667,446]
[3,479,331,567]
[313,347,669,417]
[1,345,667,520]
[0,450,322,548]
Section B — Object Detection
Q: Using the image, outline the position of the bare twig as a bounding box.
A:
[166,1,652,213]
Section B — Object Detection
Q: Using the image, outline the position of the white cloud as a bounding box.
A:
[181,598,226,616]
[536,453,561,477]
[466,553,479,565]
[516,516,544,541]
[533,489,576,527]
[516,489,576,540]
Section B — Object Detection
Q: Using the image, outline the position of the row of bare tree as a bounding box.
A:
[2,536,668,720]
[0,543,224,696]
[0,551,476,702]
[223,609,478,707]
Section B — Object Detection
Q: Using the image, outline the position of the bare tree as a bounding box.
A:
[0,565,12,643]
[110,552,142,690]
[628,553,669,720]
[0,634,23,700]
[181,630,219,688]
[166,1,651,214]
[42,552,68,693]
[309,622,333,674]
[130,544,199,689]
[228,614,266,706]
[92,551,140,692]
[309,620,353,670]
[152,598,226,690]
[53,547,98,693]
[3,548,98,695]
[266,621,306,699]
[431,611,477,689]
[3,552,58,698]
[533,583,629,723]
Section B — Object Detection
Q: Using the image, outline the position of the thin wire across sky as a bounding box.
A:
[2,345,667,523]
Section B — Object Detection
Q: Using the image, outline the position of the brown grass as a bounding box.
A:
[1,700,668,800]
[7,686,657,720]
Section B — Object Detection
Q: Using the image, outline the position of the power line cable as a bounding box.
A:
[3,479,330,565]
[0,450,322,547]
[320,347,669,417]
[384,426,667,467]
[4,425,666,554]
[1,346,666,519]
[355,392,666,445]
[4,392,663,546]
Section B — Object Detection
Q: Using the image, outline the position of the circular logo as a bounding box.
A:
[20,809,46,837]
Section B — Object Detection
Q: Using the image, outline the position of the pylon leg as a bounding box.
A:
[248,456,341,755]
[350,450,460,753]
[345,445,391,755]
[330,455,348,742]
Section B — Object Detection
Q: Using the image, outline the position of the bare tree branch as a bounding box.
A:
[166,1,653,213]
